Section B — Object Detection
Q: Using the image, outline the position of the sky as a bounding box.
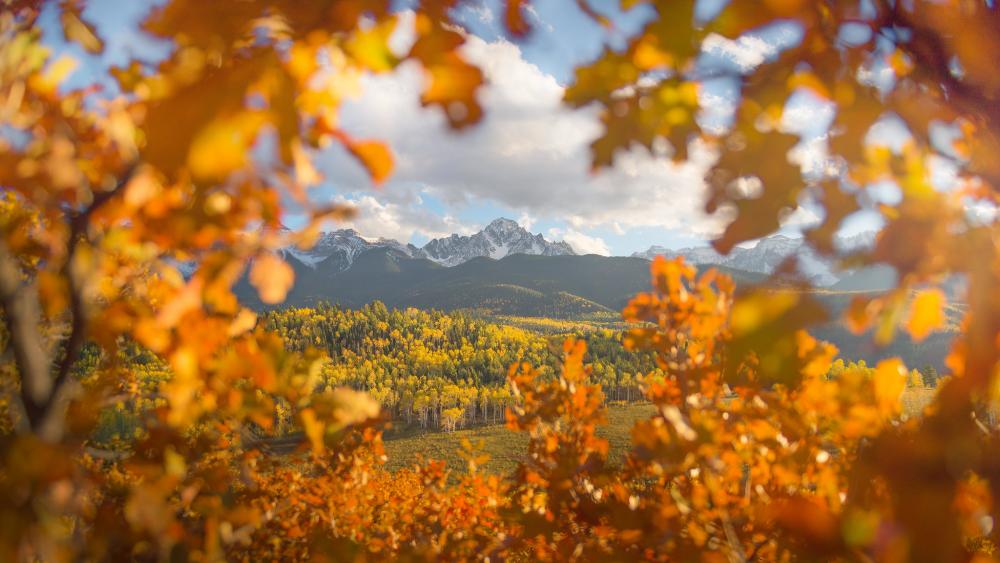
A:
[39,0,886,256]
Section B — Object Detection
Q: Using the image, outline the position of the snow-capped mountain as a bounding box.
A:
[284,229,423,273]
[634,244,733,266]
[285,218,575,272]
[421,218,575,267]
[631,233,878,286]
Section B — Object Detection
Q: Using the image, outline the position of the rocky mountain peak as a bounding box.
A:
[285,218,576,272]
[422,218,575,266]
[484,217,520,234]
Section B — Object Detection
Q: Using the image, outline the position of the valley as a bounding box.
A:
[230,218,960,372]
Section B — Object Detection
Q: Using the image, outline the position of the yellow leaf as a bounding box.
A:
[346,17,398,72]
[61,7,104,54]
[291,141,321,189]
[187,112,265,181]
[300,408,325,455]
[249,253,294,304]
[227,308,258,337]
[730,291,799,334]
[873,358,906,417]
[632,36,673,70]
[906,289,946,342]
[787,70,830,99]
[30,55,78,96]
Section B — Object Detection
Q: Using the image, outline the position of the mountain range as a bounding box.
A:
[632,232,876,287]
[242,247,765,318]
[231,218,952,370]
[237,217,893,316]
[282,218,574,273]
[279,217,880,288]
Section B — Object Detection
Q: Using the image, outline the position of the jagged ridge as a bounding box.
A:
[285,218,575,272]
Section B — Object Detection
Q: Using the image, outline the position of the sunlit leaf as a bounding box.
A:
[60,3,104,54]
[906,289,946,341]
[249,253,294,304]
[343,138,394,185]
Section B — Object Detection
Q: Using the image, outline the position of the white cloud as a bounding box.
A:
[702,32,776,70]
[517,211,536,232]
[327,186,472,242]
[317,21,739,243]
[548,228,610,256]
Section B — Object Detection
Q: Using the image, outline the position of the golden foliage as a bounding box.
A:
[0,0,999,561]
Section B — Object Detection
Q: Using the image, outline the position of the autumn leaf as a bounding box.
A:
[60,3,104,54]
[187,111,266,181]
[345,16,399,73]
[300,408,325,455]
[873,358,906,417]
[344,138,394,185]
[29,55,78,96]
[249,253,294,304]
[906,289,946,341]
[505,0,532,37]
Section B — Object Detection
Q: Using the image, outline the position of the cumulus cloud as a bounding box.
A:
[548,228,611,256]
[326,185,472,242]
[317,21,741,243]
[516,211,536,232]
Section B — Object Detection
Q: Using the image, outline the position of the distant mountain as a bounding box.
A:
[633,232,877,287]
[240,250,766,318]
[281,218,575,273]
[283,229,423,274]
[421,218,574,267]
[237,242,958,370]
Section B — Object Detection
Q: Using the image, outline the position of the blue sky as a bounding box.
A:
[39,0,883,255]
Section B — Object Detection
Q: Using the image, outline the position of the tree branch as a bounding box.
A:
[37,164,139,441]
[0,164,137,442]
[0,241,50,421]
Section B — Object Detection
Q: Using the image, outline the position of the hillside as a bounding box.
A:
[235,250,962,370]
[239,250,767,317]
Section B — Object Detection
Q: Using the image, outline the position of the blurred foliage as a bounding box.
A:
[0,0,998,561]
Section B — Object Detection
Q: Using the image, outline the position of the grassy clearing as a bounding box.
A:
[383,403,655,475]
[384,388,939,476]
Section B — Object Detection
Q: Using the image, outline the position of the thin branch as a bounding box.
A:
[0,164,137,442]
[0,240,50,420]
[51,163,138,391]
[36,163,138,441]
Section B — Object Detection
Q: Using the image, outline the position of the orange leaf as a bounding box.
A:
[345,139,394,185]
[873,358,906,417]
[505,0,531,37]
[906,289,946,342]
[249,253,294,304]
[187,112,265,181]
[300,408,325,455]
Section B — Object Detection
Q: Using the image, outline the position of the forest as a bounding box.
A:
[88,300,936,447]
[2,0,1000,561]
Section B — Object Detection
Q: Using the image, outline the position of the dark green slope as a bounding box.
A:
[242,250,766,317]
